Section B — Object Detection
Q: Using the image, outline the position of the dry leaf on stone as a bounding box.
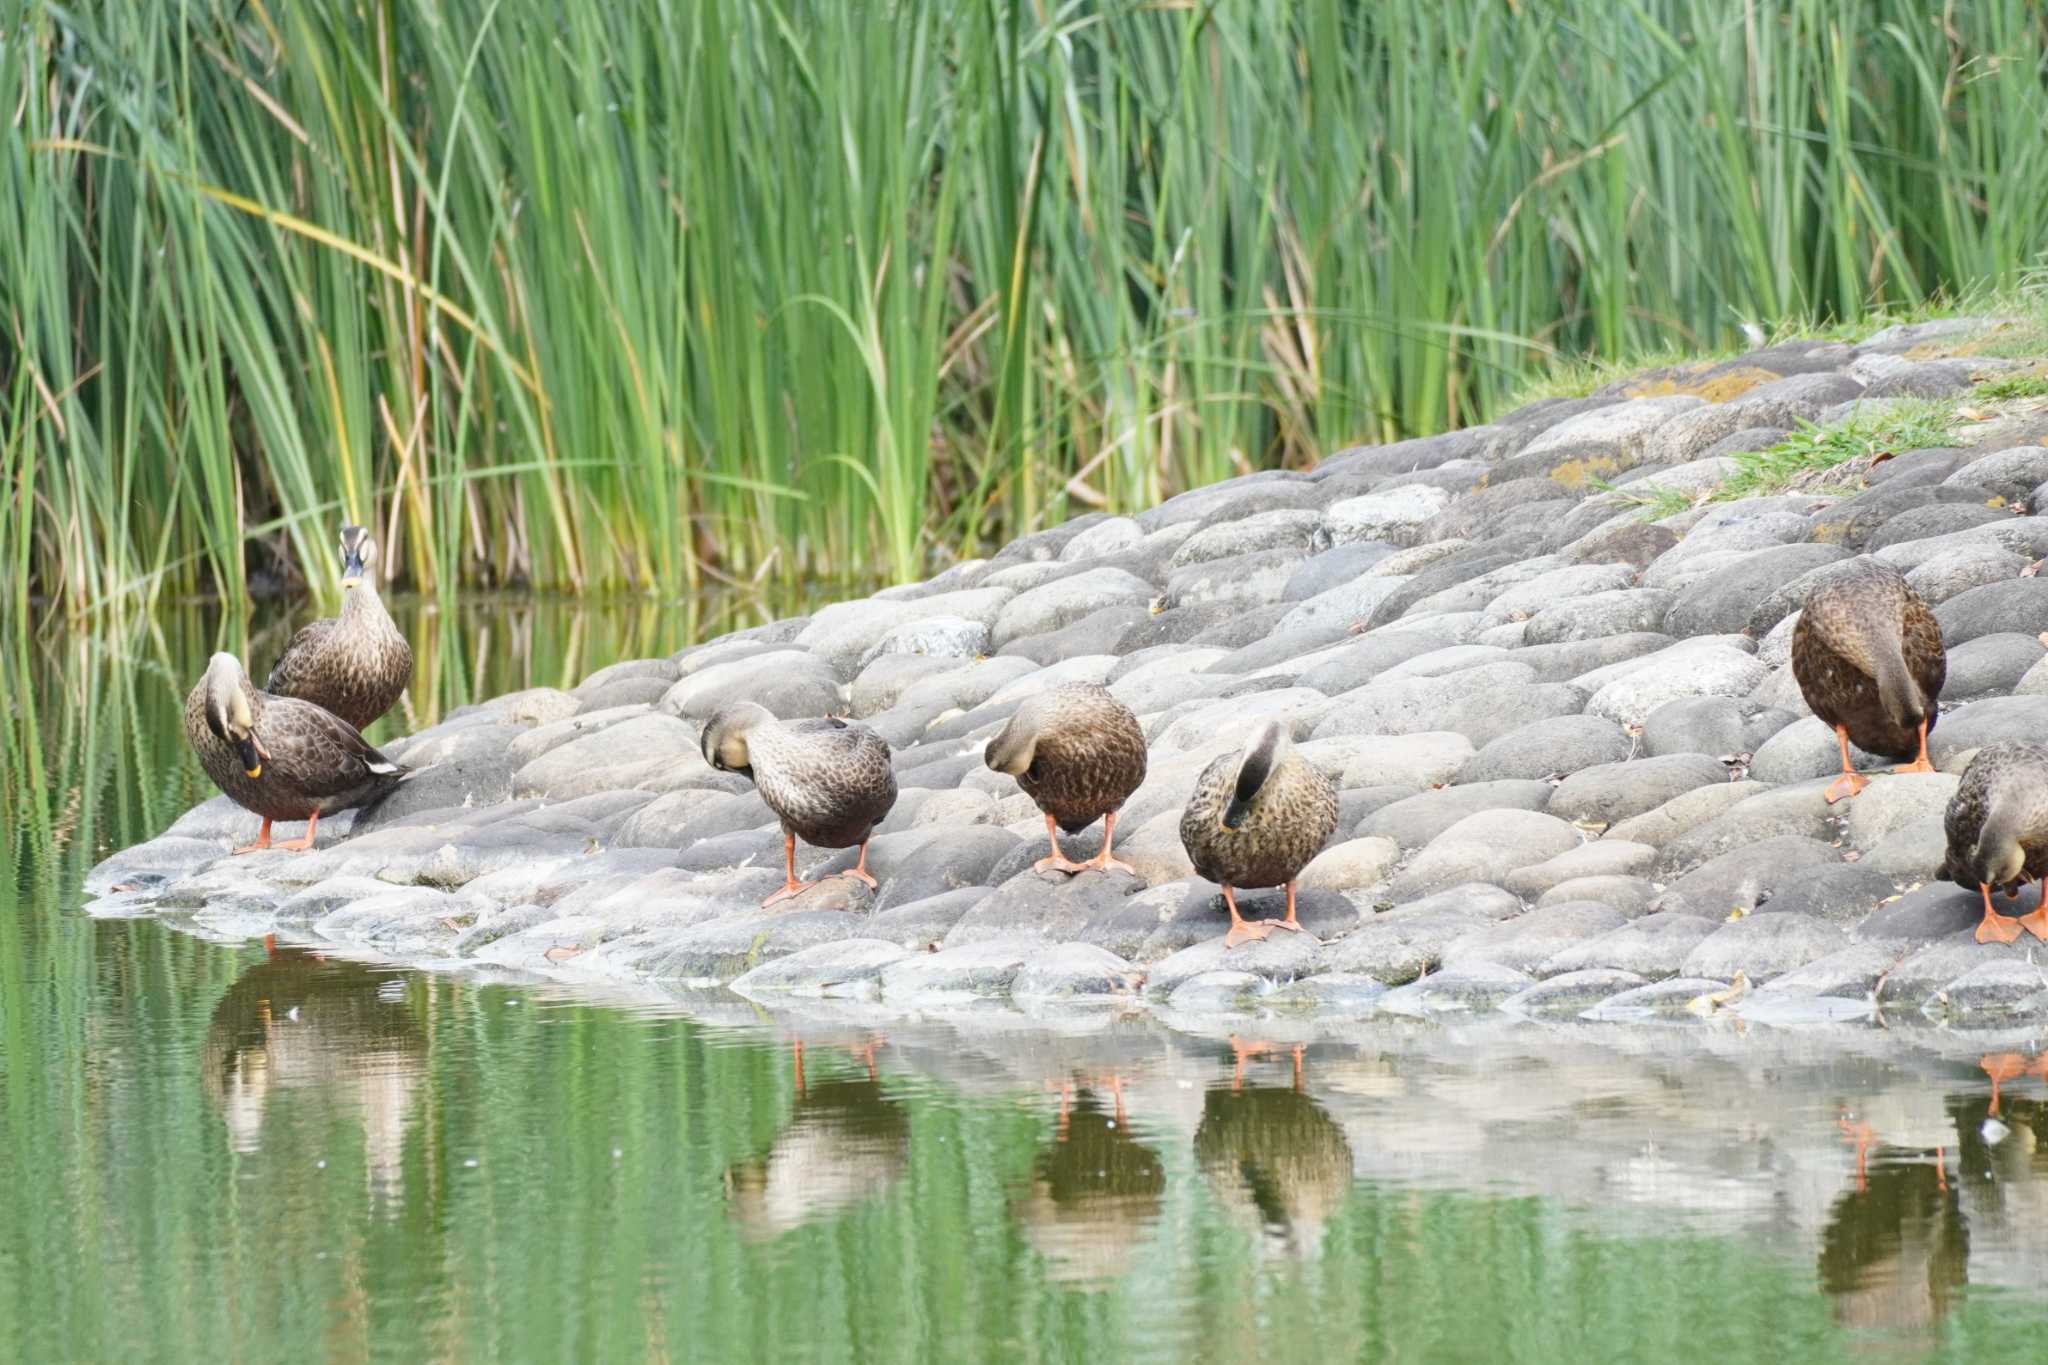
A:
[544,944,586,963]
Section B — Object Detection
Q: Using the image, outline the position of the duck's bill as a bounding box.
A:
[340,552,367,586]
[236,735,264,778]
[1221,799,1252,831]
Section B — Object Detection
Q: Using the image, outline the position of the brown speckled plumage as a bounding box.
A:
[266,526,413,731]
[986,682,1147,833]
[702,703,897,849]
[185,654,407,825]
[1940,741,2048,893]
[1180,723,1337,891]
[1792,559,1944,762]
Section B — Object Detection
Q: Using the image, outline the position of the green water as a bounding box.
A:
[8,602,2048,1362]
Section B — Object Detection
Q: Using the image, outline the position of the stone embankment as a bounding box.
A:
[91,316,2048,1027]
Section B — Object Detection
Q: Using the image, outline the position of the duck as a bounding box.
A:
[701,702,897,906]
[985,682,1147,874]
[1179,719,1337,947]
[1938,740,2048,943]
[1194,1041,1352,1261]
[265,525,414,732]
[1791,558,1945,804]
[184,652,408,852]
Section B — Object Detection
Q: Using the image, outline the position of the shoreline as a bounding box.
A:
[88,315,2048,1033]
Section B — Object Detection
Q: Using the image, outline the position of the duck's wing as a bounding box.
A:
[1899,587,1947,706]
[259,696,404,799]
[265,618,337,696]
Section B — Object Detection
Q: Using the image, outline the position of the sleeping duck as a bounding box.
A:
[985,682,1148,874]
[1791,559,1945,804]
[184,652,407,852]
[1179,720,1337,947]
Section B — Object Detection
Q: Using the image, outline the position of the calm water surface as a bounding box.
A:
[7,600,2048,1362]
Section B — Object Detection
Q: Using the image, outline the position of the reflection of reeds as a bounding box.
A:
[12,3,2048,609]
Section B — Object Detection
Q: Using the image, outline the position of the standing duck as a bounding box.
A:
[1791,559,1945,803]
[266,525,414,732]
[985,682,1147,874]
[1179,720,1337,947]
[185,652,408,851]
[701,702,897,906]
[1938,741,2048,943]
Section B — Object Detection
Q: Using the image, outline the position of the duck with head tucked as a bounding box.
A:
[1791,559,1945,804]
[985,682,1148,875]
[1179,719,1337,947]
[1939,741,2048,944]
[702,702,897,906]
[266,524,414,733]
[185,652,408,852]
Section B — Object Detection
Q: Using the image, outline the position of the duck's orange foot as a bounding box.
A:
[837,867,880,890]
[271,830,318,852]
[1033,854,1088,875]
[1892,756,1937,776]
[1083,854,1138,876]
[1224,920,1273,949]
[762,880,818,908]
[1823,771,1870,804]
[1260,918,1314,943]
[2017,909,2048,942]
[1977,909,2025,944]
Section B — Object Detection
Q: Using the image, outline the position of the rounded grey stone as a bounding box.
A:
[1935,578,2048,648]
[1547,754,1732,827]
[1641,695,1793,760]
[1652,835,1844,916]
[1500,968,1649,1018]
[1457,715,1632,784]
[1663,543,1850,637]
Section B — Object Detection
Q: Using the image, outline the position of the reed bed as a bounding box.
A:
[6,0,2048,612]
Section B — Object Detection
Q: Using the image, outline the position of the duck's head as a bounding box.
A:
[203,653,269,778]
[701,702,772,779]
[338,525,376,590]
[1223,720,1289,831]
[1873,642,1931,735]
[984,705,1039,778]
[1974,800,2027,888]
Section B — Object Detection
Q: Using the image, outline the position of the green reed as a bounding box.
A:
[5,0,2048,612]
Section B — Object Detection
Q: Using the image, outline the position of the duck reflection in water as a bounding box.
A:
[1012,1073,1167,1288]
[724,1036,907,1240]
[1194,1038,1352,1261]
[1820,1124,1968,1341]
[202,936,426,1197]
[1981,1051,2048,1117]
